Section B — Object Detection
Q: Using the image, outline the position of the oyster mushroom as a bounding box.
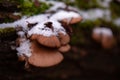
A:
[92,27,116,49]
[18,20,72,67]
[30,34,61,48]
[62,16,82,24]
[28,20,68,47]
[28,41,63,67]
[37,35,61,48]
[50,10,82,24]
[58,44,71,53]
[101,34,116,49]
[58,33,70,45]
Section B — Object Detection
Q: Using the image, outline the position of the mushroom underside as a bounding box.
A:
[58,44,71,53]
[28,41,63,67]
[36,35,61,48]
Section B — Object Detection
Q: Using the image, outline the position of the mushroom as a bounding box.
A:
[58,33,70,45]
[92,27,116,49]
[92,27,102,42]
[16,19,73,67]
[37,35,61,48]
[50,10,82,24]
[28,41,63,67]
[58,44,71,53]
[62,16,82,24]
[30,34,61,48]
[101,34,116,49]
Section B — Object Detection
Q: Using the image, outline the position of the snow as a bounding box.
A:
[16,40,32,57]
[114,18,120,26]
[93,27,113,36]
[97,0,112,8]
[79,9,111,21]
[50,10,80,21]
[28,20,66,37]
[0,14,49,30]
[17,31,26,38]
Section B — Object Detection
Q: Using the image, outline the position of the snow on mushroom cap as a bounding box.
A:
[28,20,66,37]
[50,10,81,21]
[93,27,113,36]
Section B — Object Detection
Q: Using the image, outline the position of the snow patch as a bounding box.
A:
[79,9,111,21]
[50,10,80,21]
[16,40,31,57]
[97,0,112,8]
[93,27,113,36]
[114,18,120,26]
[28,20,66,37]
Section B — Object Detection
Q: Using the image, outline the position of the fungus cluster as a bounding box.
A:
[15,10,82,67]
[0,0,82,68]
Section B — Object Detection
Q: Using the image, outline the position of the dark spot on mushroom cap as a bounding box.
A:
[60,21,73,36]
[44,22,54,31]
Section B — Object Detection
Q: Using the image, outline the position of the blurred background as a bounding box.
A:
[0,0,120,80]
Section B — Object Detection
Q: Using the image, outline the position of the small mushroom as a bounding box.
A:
[58,33,70,45]
[92,32,101,42]
[58,44,71,53]
[28,41,63,67]
[101,35,116,49]
[92,27,116,49]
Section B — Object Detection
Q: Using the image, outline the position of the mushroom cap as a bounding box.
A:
[58,44,71,53]
[102,35,116,49]
[28,41,63,67]
[62,16,83,24]
[92,32,101,42]
[36,35,61,48]
[58,33,70,45]
[30,34,38,40]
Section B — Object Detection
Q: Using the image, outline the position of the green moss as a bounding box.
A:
[0,27,16,38]
[75,0,101,10]
[18,0,50,16]
[110,1,120,19]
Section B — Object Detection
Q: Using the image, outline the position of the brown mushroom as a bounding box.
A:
[58,33,70,45]
[62,16,82,24]
[28,41,63,67]
[101,35,116,49]
[30,34,38,40]
[36,35,61,48]
[58,44,71,53]
[92,32,101,42]
[92,27,116,49]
